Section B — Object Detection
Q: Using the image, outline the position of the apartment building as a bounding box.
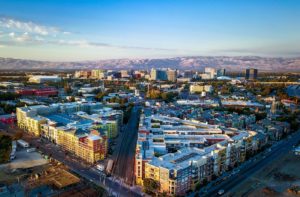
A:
[56,128,107,163]
[135,114,261,195]
[17,102,121,163]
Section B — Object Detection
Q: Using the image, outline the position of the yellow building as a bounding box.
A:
[56,127,107,163]
[17,105,48,136]
[145,163,160,182]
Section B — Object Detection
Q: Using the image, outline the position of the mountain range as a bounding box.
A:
[0,56,299,71]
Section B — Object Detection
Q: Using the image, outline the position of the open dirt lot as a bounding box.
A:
[228,150,300,197]
[0,150,49,184]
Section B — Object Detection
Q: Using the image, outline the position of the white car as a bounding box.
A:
[218,189,225,195]
[96,164,105,171]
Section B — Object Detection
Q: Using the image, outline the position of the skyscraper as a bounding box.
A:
[150,68,157,80]
[217,69,226,77]
[245,68,258,80]
[167,69,177,82]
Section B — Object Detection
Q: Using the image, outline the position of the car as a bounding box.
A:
[218,189,225,195]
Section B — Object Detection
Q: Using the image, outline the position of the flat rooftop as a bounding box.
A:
[45,114,93,127]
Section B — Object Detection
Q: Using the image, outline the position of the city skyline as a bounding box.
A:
[0,0,300,61]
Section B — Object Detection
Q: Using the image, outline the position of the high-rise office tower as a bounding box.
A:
[245,68,258,80]
[217,69,226,77]
[167,69,177,82]
[150,68,157,80]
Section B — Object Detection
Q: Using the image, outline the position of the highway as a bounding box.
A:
[112,106,141,185]
[196,130,300,197]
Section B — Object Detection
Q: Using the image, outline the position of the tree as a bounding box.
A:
[143,178,160,195]
[161,92,178,103]
[13,131,23,140]
[0,134,12,163]
[64,82,72,94]
[147,89,161,99]
[69,96,76,102]
[95,92,106,101]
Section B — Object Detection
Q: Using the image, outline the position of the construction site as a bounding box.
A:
[227,148,300,196]
[0,160,106,197]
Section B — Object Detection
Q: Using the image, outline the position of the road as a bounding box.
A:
[198,130,300,197]
[112,106,141,185]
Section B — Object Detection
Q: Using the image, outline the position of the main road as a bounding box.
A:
[198,130,300,197]
[112,106,141,185]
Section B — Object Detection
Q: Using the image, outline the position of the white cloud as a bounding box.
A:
[0,44,5,48]
[15,32,31,42]
[35,36,44,41]
[0,17,62,36]
[6,32,31,42]
[0,17,177,52]
[9,32,15,37]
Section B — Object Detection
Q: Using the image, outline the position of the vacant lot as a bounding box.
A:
[0,150,49,184]
[0,163,50,185]
[229,150,300,197]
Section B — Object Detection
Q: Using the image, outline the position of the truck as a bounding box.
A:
[17,139,29,148]
[106,159,114,175]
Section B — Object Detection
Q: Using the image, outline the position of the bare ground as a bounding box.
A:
[228,150,300,197]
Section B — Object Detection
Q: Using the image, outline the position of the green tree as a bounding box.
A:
[0,134,12,163]
[95,92,106,101]
[143,178,160,195]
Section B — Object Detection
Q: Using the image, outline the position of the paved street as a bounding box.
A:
[112,106,141,185]
[197,130,300,197]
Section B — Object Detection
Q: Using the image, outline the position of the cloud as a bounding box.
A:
[9,32,15,37]
[63,31,71,35]
[0,17,179,52]
[6,31,32,42]
[0,17,60,36]
[53,39,178,51]
[0,44,5,48]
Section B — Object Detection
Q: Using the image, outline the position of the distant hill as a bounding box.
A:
[0,56,299,71]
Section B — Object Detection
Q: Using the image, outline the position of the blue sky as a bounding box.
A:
[0,0,299,61]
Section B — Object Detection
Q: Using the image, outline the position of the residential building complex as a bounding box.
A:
[16,102,123,163]
[135,113,263,195]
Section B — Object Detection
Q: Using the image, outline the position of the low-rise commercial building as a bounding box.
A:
[28,75,61,83]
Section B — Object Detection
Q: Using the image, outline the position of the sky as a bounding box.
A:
[0,0,299,61]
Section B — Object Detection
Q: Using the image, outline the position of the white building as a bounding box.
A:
[190,84,213,93]
[28,75,61,83]
[200,67,217,80]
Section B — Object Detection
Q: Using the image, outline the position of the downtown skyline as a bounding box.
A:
[0,0,300,61]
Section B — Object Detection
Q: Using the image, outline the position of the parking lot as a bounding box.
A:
[1,149,48,169]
